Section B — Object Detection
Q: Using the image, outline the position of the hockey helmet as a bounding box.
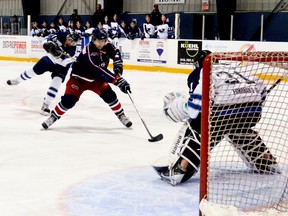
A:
[66,33,80,46]
[67,33,80,42]
[193,50,211,67]
[92,29,108,42]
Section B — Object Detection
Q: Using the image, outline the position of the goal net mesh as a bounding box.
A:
[200,52,288,215]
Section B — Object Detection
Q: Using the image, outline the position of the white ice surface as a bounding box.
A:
[0,60,201,216]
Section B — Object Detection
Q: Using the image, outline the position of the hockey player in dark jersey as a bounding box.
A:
[7,32,80,116]
[41,29,132,129]
[153,50,280,186]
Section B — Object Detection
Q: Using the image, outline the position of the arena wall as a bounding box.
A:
[1,35,288,74]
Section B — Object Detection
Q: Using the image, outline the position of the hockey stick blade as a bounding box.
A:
[127,92,163,142]
[148,133,164,142]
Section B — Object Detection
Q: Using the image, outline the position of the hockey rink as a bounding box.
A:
[0,60,201,216]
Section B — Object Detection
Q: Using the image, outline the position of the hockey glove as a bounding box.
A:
[113,59,123,75]
[49,34,58,43]
[163,92,188,123]
[43,41,64,58]
[115,77,131,94]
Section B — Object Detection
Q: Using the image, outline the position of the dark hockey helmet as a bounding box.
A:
[66,33,80,46]
[67,33,80,42]
[194,50,211,67]
[91,29,108,42]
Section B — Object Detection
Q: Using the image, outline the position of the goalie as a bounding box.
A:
[153,50,281,186]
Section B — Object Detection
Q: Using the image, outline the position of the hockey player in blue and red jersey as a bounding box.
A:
[7,32,80,116]
[153,50,281,186]
[41,29,132,129]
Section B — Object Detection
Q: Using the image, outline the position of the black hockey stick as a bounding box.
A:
[127,92,163,142]
[267,71,288,94]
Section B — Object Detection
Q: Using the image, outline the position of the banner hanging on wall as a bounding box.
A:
[177,40,202,65]
[137,39,167,64]
[155,0,185,4]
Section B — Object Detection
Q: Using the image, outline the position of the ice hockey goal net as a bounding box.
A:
[199,52,288,216]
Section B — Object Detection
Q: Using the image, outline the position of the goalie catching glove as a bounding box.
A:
[115,77,131,94]
[163,92,189,123]
[43,41,65,58]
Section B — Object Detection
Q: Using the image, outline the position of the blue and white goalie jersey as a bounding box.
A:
[211,65,266,106]
[164,64,267,122]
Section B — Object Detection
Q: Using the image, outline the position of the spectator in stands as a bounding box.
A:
[40,20,49,37]
[49,21,59,34]
[102,15,111,35]
[92,3,105,27]
[97,22,104,31]
[119,20,129,38]
[110,14,121,39]
[2,22,9,34]
[156,14,174,39]
[30,21,41,37]
[143,14,156,38]
[69,9,82,26]
[74,21,85,36]
[83,21,95,37]
[10,15,19,35]
[67,20,75,34]
[127,20,142,40]
[150,4,162,26]
[57,16,67,32]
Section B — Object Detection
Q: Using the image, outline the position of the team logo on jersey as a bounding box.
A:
[71,84,79,90]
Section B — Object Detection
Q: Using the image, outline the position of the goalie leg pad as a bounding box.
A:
[159,118,201,185]
[226,130,281,174]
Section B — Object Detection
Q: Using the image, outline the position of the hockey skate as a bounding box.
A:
[117,113,132,128]
[7,79,19,85]
[160,164,186,186]
[42,112,59,129]
[40,103,50,116]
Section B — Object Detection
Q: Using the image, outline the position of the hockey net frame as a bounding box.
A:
[199,52,288,216]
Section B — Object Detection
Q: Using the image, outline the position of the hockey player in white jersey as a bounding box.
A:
[155,14,174,39]
[142,14,156,38]
[7,32,80,116]
[110,14,121,39]
[153,50,281,186]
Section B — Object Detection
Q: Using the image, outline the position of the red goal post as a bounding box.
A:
[199,52,288,216]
